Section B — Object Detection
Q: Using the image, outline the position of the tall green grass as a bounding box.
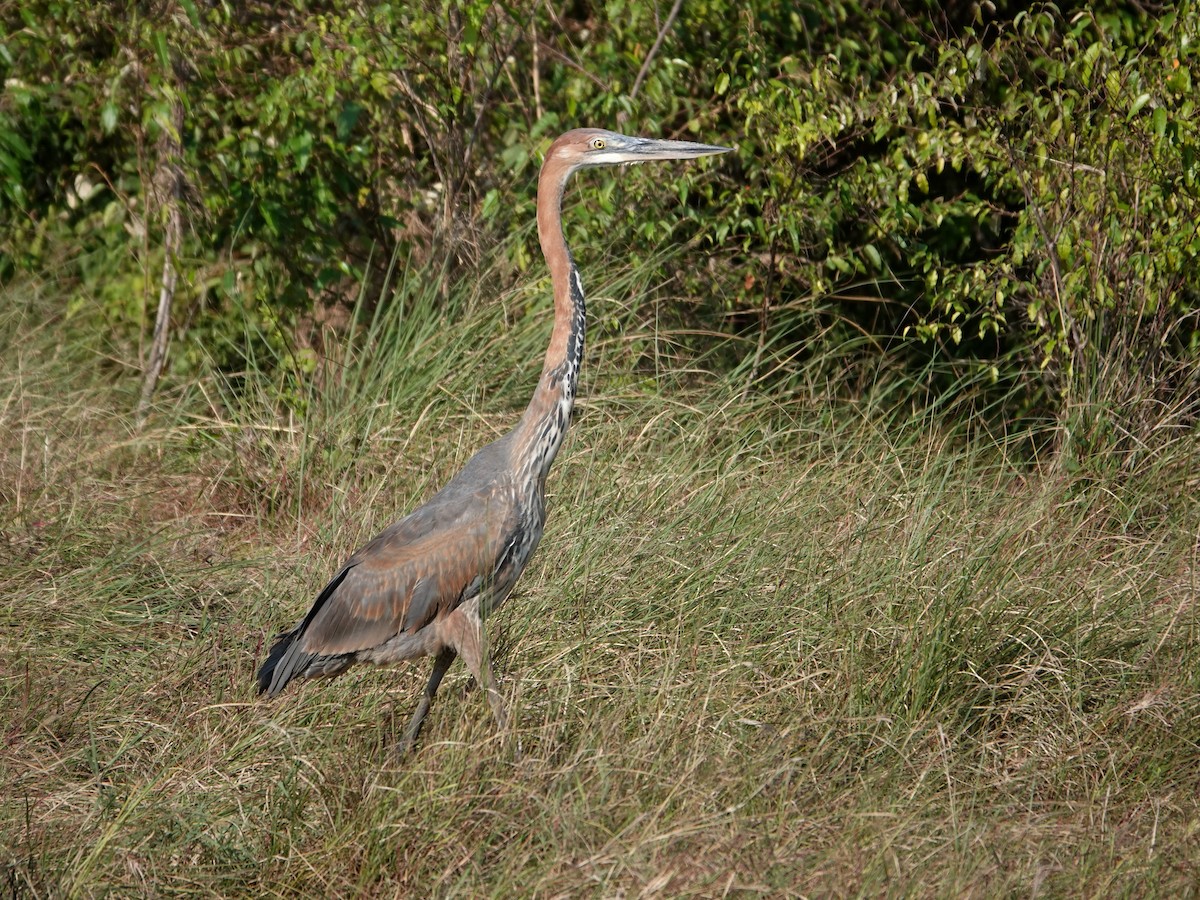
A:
[2,250,1198,897]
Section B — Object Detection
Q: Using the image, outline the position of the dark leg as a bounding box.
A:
[397,647,456,755]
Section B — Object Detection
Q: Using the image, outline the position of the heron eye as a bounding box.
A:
[590,137,605,150]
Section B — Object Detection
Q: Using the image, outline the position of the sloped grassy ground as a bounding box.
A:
[2,270,1198,898]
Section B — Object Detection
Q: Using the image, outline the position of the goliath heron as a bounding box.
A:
[257,128,731,751]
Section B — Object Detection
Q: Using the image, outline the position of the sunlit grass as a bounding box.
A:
[2,255,1199,897]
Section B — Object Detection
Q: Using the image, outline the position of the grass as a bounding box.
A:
[2,255,1199,898]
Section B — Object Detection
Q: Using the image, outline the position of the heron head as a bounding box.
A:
[548,128,732,172]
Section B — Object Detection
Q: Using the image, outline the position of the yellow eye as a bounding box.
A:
[590,137,606,150]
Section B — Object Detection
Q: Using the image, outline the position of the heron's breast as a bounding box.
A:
[481,494,546,615]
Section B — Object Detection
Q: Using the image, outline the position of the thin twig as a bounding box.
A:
[534,41,609,91]
[531,6,543,121]
[630,0,683,101]
[137,96,185,425]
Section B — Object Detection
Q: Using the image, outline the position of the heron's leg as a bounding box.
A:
[397,647,456,755]
[447,604,508,731]
[474,632,508,732]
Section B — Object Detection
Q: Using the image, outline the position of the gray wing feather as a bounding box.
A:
[258,437,518,694]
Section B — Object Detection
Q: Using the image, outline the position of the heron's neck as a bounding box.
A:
[513,172,585,488]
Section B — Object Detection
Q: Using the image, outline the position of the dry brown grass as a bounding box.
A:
[3,278,1199,897]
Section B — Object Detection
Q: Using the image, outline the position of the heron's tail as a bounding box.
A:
[256,629,353,696]
[257,630,304,696]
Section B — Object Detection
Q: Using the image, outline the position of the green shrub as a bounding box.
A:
[2,1,1196,446]
[715,2,1199,446]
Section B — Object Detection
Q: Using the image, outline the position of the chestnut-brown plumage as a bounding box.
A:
[257,128,731,751]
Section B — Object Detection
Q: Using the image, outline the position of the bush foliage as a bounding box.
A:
[2,1,1197,439]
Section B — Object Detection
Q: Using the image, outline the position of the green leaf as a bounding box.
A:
[153,32,171,70]
[178,0,201,27]
[336,103,363,141]
[1127,93,1151,119]
[285,131,314,173]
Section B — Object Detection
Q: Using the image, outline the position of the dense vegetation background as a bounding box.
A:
[5,0,1197,437]
[2,1,1199,895]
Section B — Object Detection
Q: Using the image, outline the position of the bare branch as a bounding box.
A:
[630,0,683,101]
